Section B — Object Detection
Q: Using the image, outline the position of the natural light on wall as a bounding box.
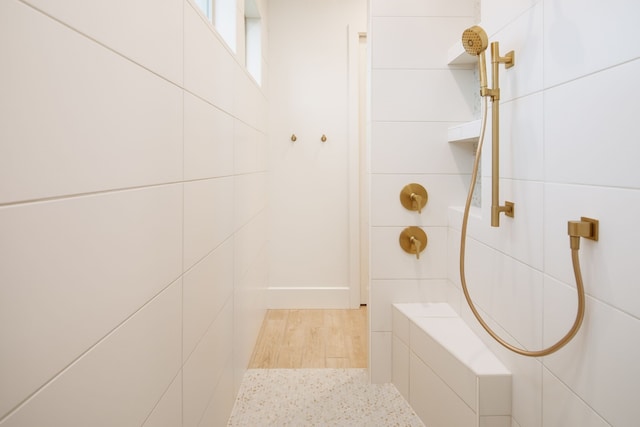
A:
[244,0,261,85]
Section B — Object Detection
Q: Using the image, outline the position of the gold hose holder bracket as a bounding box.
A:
[568,217,599,249]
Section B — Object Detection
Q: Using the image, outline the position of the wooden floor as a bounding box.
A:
[248,307,368,369]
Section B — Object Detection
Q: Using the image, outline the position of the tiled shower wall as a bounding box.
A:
[370,0,640,426]
[0,0,268,425]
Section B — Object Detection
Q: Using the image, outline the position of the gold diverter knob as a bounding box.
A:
[400,183,428,214]
[399,226,428,260]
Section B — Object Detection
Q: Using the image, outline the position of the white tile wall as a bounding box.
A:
[542,0,640,88]
[142,372,183,427]
[0,281,182,427]
[372,69,476,122]
[183,238,235,360]
[183,177,235,270]
[544,59,640,189]
[22,0,184,85]
[370,122,475,175]
[543,279,640,427]
[184,93,235,181]
[0,0,183,204]
[184,3,236,113]
[0,185,183,417]
[371,1,640,425]
[541,369,610,427]
[372,17,475,69]
[1,0,268,424]
[409,352,476,426]
[370,0,476,17]
[183,299,234,427]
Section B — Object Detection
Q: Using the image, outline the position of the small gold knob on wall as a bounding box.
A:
[291,134,297,142]
[400,183,428,214]
[321,134,327,142]
[399,226,428,260]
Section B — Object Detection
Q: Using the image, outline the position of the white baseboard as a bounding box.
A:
[266,286,353,309]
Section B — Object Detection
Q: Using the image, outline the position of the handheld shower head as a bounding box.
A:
[462,26,489,93]
[462,26,488,56]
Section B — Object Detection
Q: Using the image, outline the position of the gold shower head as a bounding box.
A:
[462,26,488,56]
[462,26,489,92]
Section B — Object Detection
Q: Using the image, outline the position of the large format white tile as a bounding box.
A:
[0,185,182,418]
[0,0,183,204]
[142,372,182,427]
[543,0,640,88]
[184,3,235,114]
[234,172,267,230]
[370,121,475,175]
[543,279,640,427]
[544,183,640,318]
[488,254,543,351]
[370,226,448,280]
[234,69,267,132]
[0,281,182,426]
[371,69,475,122]
[542,368,610,427]
[183,177,234,270]
[462,178,544,270]
[370,0,475,17]
[458,302,543,427]
[409,352,476,427]
[410,320,478,411]
[234,121,268,175]
[370,332,393,384]
[544,59,640,189]
[372,17,474,69]
[183,299,234,427]
[481,0,539,34]
[370,174,470,227]
[499,93,544,181]
[371,279,453,332]
[183,238,235,360]
[392,335,410,401]
[198,357,236,427]
[22,0,183,84]
[184,92,235,181]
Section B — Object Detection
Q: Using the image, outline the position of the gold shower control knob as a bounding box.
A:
[400,183,428,214]
[399,226,428,260]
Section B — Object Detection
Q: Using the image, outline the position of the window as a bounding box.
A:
[244,0,261,84]
[215,0,237,52]
[194,0,212,20]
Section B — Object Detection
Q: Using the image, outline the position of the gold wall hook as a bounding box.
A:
[400,184,428,214]
[399,226,427,260]
[291,134,297,142]
[321,134,327,142]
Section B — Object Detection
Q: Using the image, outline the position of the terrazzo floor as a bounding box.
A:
[227,369,425,426]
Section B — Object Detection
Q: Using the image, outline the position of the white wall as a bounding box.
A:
[368,0,478,382]
[267,0,367,308]
[0,0,268,425]
[370,0,640,426]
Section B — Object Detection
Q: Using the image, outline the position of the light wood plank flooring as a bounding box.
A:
[248,307,368,369]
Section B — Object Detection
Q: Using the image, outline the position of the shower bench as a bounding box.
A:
[392,303,512,427]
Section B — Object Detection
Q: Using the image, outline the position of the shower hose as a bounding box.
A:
[459,97,586,357]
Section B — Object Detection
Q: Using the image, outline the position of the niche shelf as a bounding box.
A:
[447,119,481,143]
[447,42,476,67]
